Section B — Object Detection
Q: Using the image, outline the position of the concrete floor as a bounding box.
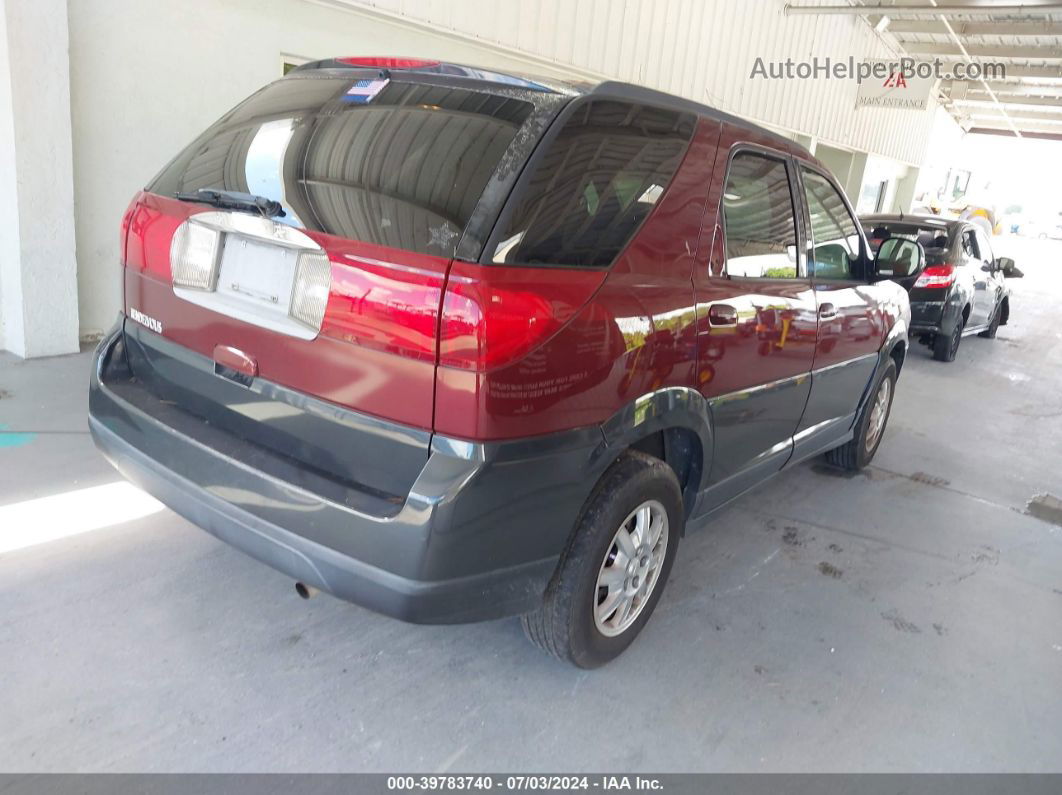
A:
[1,236,1060,773]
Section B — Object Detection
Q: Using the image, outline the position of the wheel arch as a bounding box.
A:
[855,316,907,421]
[597,387,712,519]
[880,315,908,373]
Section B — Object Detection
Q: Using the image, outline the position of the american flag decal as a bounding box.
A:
[344,78,389,104]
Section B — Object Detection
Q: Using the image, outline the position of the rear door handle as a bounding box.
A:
[818,303,837,320]
[708,303,738,327]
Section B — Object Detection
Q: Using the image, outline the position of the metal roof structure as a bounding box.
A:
[785,1,1062,140]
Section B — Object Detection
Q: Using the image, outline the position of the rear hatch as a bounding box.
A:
[119,64,570,500]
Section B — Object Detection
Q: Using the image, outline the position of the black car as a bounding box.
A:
[862,214,1022,362]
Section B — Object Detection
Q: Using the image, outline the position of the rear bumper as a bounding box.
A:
[909,300,946,334]
[89,319,608,623]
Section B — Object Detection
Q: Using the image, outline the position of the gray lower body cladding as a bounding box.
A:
[88,319,607,624]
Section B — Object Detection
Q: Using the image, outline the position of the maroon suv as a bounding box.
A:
[90,58,914,667]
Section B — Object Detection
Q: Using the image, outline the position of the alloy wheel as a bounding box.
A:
[593,500,669,637]
[864,377,892,454]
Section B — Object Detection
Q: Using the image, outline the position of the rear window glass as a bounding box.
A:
[863,222,951,258]
[150,76,533,256]
[490,100,695,267]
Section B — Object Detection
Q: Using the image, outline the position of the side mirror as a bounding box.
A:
[874,238,925,279]
[998,257,1023,278]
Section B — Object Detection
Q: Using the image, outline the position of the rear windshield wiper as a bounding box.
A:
[175,189,285,218]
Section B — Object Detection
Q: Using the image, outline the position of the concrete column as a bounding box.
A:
[893,167,920,214]
[0,0,79,358]
[843,151,870,209]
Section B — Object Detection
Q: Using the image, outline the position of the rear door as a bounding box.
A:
[794,165,883,453]
[694,142,817,503]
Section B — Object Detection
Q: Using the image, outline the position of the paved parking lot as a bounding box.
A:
[1,237,1060,773]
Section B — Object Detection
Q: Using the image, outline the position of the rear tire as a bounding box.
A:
[522,451,683,668]
[933,314,964,362]
[824,358,897,471]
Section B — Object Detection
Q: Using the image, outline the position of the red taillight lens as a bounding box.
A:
[439,262,605,372]
[440,282,559,371]
[320,246,448,363]
[913,264,955,289]
[336,57,441,69]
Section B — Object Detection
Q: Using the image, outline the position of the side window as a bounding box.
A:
[975,228,994,264]
[801,168,861,280]
[490,100,695,267]
[721,151,800,279]
[961,230,979,261]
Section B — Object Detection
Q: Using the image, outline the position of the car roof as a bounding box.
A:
[291,58,813,162]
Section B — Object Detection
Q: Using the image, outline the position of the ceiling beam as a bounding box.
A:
[946,80,1062,96]
[953,94,1062,107]
[785,3,1062,16]
[943,63,1062,79]
[901,42,1062,59]
[888,19,1062,35]
[966,108,1062,122]
[925,2,1024,137]
[968,126,1062,140]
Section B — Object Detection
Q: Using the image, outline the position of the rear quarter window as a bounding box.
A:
[489,99,696,267]
[149,76,534,257]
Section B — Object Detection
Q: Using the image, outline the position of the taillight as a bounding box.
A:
[438,262,604,372]
[336,57,440,69]
[913,264,956,289]
[440,283,559,371]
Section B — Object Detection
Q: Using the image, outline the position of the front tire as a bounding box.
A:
[824,358,897,471]
[522,451,683,668]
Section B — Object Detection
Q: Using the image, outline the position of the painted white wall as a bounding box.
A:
[913,106,968,205]
[854,156,912,215]
[0,0,79,358]
[67,0,595,339]
[816,144,856,195]
[0,1,16,354]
